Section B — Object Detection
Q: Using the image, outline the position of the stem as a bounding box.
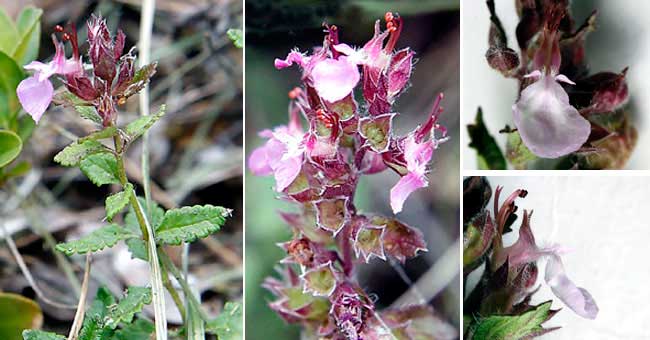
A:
[139,0,156,214]
[160,259,187,322]
[159,250,211,322]
[113,134,167,340]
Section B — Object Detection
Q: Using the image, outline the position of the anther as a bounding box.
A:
[54,25,64,33]
[62,33,70,41]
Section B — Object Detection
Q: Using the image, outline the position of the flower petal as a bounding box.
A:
[274,50,308,69]
[311,57,360,102]
[17,76,54,123]
[513,75,591,158]
[274,154,303,192]
[390,172,427,214]
[545,255,599,319]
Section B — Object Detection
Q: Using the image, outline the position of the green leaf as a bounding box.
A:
[106,183,133,221]
[86,287,116,321]
[0,129,22,167]
[78,317,111,340]
[79,127,118,143]
[124,198,165,260]
[16,115,35,141]
[472,301,556,340]
[0,9,18,55]
[0,293,42,340]
[80,153,120,186]
[2,160,30,179]
[52,90,102,124]
[12,7,42,66]
[53,140,105,167]
[206,302,242,340]
[124,105,166,141]
[0,51,24,124]
[155,204,230,245]
[112,319,153,340]
[227,29,243,48]
[105,286,152,329]
[467,108,506,170]
[22,330,65,340]
[55,224,137,256]
[505,131,539,170]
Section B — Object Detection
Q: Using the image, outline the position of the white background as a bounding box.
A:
[474,176,650,339]
[462,0,650,169]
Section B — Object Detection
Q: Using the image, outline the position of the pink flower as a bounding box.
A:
[249,125,305,192]
[513,70,591,158]
[275,49,360,103]
[310,57,360,103]
[389,136,432,214]
[17,36,83,123]
[496,211,599,319]
[389,94,446,214]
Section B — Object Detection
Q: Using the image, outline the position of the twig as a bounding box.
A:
[1,224,77,310]
[67,254,91,340]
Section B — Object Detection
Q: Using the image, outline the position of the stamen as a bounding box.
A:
[288,87,302,100]
[384,12,402,52]
[54,25,64,33]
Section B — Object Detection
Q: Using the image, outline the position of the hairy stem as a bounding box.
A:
[113,134,167,340]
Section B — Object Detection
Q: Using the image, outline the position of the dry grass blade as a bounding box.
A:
[67,254,91,340]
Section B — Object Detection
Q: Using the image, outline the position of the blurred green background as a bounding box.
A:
[245,0,460,338]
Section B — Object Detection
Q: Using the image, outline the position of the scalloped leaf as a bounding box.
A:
[56,224,137,256]
[206,302,242,340]
[53,140,105,167]
[124,104,165,141]
[227,29,243,48]
[51,90,102,124]
[22,330,65,340]
[80,153,120,186]
[471,301,557,339]
[105,286,152,329]
[78,127,118,143]
[113,319,154,340]
[155,205,230,245]
[106,183,133,221]
[124,198,165,260]
[78,317,110,340]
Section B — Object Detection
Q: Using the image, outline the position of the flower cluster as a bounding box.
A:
[250,14,453,339]
[17,15,156,125]
[474,0,634,169]
[463,177,598,339]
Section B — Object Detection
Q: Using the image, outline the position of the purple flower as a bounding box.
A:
[17,36,83,123]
